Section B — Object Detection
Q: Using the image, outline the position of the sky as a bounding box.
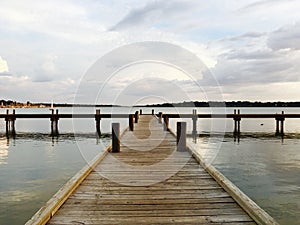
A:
[0,0,300,105]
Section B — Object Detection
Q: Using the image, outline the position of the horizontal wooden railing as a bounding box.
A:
[2,108,300,136]
[161,113,300,119]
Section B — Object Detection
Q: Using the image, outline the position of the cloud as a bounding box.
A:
[206,23,300,89]
[109,0,196,31]
[0,0,108,44]
[268,23,300,50]
[0,56,9,73]
[240,0,296,12]
[0,0,300,103]
[31,55,59,82]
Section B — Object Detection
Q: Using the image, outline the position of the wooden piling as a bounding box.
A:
[280,111,285,135]
[112,123,120,153]
[164,115,169,131]
[5,109,9,135]
[177,122,187,151]
[233,109,237,134]
[276,119,280,134]
[51,110,54,135]
[95,109,101,136]
[192,109,197,137]
[158,112,162,123]
[233,109,241,135]
[152,109,154,115]
[51,109,59,136]
[134,111,139,123]
[140,109,142,115]
[11,109,16,135]
[55,110,59,135]
[237,110,241,134]
[275,111,285,135]
[129,114,134,131]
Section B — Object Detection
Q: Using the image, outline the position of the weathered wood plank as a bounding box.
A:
[48,215,254,225]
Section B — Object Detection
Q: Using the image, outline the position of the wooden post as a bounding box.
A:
[164,115,169,131]
[5,109,9,135]
[233,109,237,134]
[237,110,241,134]
[177,122,187,152]
[275,118,280,135]
[55,109,59,135]
[140,109,142,115]
[129,114,134,131]
[50,109,58,136]
[192,109,197,137]
[152,109,154,115]
[112,123,120,153]
[51,109,54,135]
[134,111,139,123]
[11,109,16,135]
[280,111,285,135]
[158,112,162,123]
[234,120,237,134]
[95,109,101,136]
[233,109,241,135]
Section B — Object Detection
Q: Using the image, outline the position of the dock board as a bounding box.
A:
[27,115,278,225]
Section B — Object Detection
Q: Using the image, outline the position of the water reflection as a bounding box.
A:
[0,137,8,164]
[0,133,111,225]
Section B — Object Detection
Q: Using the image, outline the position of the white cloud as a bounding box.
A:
[0,0,300,103]
[0,57,9,73]
[110,0,197,31]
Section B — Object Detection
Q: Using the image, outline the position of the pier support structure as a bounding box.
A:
[233,109,241,135]
[112,123,120,153]
[95,109,101,136]
[129,114,134,131]
[163,115,169,131]
[192,109,198,137]
[134,111,139,123]
[5,109,16,136]
[51,109,59,136]
[177,122,187,152]
[158,112,163,123]
[275,111,285,135]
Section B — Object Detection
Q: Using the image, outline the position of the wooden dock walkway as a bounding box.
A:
[26,115,278,225]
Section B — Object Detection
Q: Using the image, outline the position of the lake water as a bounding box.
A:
[0,107,299,224]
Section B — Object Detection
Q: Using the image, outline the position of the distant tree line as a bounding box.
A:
[142,101,300,107]
[1,99,300,108]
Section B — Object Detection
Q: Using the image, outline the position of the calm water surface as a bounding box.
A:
[0,107,299,224]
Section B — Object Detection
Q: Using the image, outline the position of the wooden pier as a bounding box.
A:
[26,115,278,225]
[1,109,300,136]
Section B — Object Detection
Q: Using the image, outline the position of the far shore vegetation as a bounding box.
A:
[1,99,300,108]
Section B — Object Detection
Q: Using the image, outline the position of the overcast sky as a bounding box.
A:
[0,0,300,104]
